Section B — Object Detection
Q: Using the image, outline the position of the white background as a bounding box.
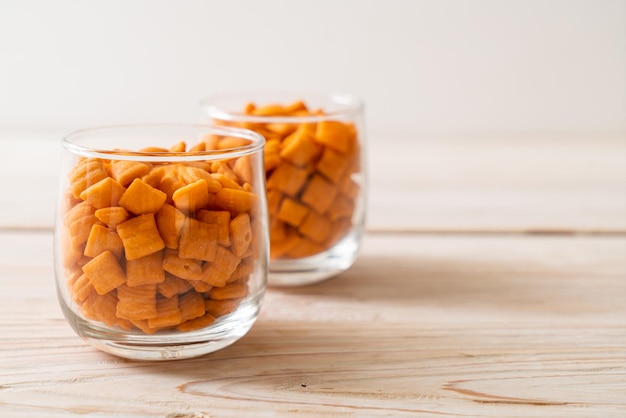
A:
[0,0,624,135]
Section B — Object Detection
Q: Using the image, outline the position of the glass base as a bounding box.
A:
[268,233,360,287]
[60,297,260,361]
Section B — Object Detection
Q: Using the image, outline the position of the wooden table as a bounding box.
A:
[1,130,624,417]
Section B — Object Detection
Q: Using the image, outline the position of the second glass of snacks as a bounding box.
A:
[54,124,268,360]
[203,93,366,286]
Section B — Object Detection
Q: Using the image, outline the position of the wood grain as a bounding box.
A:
[1,231,624,417]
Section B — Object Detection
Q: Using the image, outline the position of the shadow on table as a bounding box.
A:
[268,253,539,308]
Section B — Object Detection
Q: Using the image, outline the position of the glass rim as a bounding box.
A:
[62,123,265,162]
[201,92,364,124]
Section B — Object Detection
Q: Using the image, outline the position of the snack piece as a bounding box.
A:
[79,177,126,209]
[172,179,211,213]
[229,213,252,257]
[155,204,185,249]
[277,198,309,227]
[119,178,167,215]
[125,251,165,287]
[116,284,158,321]
[147,295,182,328]
[200,246,240,287]
[84,224,124,259]
[300,174,338,214]
[213,188,259,214]
[197,210,231,246]
[82,250,126,295]
[69,159,108,199]
[95,207,130,228]
[116,213,165,260]
[110,161,151,187]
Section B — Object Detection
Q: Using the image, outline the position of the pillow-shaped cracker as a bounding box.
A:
[119,178,167,215]
[197,210,231,247]
[179,218,218,262]
[94,207,130,228]
[80,177,126,209]
[116,213,165,260]
[110,161,151,187]
[84,224,124,259]
[147,295,182,329]
[126,251,165,287]
[115,283,158,321]
[300,174,338,214]
[199,246,240,287]
[82,250,126,295]
[156,204,185,249]
[172,179,210,213]
[229,213,252,257]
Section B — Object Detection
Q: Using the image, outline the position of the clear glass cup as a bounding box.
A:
[202,92,366,286]
[54,124,268,360]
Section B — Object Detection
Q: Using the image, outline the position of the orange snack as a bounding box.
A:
[327,194,355,222]
[229,257,255,282]
[158,273,193,298]
[162,249,203,281]
[213,188,259,214]
[141,165,166,188]
[119,178,167,215]
[147,295,182,328]
[125,251,165,287]
[269,228,300,259]
[266,163,309,197]
[69,159,108,199]
[82,291,118,327]
[172,179,210,213]
[300,174,338,215]
[64,201,97,246]
[178,291,207,322]
[71,273,95,303]
[84,224,124,259]
[79,177,126,209]
[232,156,253,185]
[204,299,240,317]
[200,246,240,287]
[266,189,282,215]
[217,136,250,150]
[82,250,126,295]
[116,284,158,321]
[197,210,231,246]
[116,213,165,260]
[211,172,243,190]
[316,147,349,183]
[95,207,130,228]
[177,166,222,191]
[285,237,324,258]
[170,141,186,152]
[179,218,218,262]
[277,198,309,227]
[158,169,186,203]
[279,127,321,167]
[264,139,281,172]
[110,161,151,187]
[315,120,354,153]
[176,313,216,332]
[210,282,248,300]
[298,211,332,244]
[230,213,252,257]
[155,203,186,249]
